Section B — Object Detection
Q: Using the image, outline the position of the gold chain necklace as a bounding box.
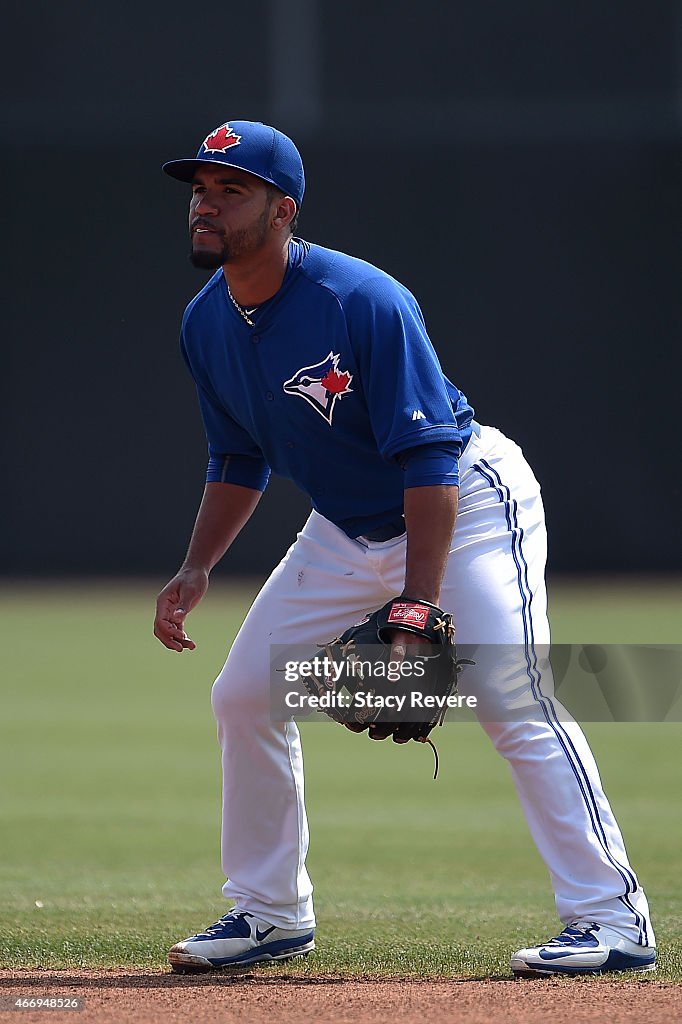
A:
[227,282,257,328]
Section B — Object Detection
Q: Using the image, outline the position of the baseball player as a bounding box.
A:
[154,120,656,977]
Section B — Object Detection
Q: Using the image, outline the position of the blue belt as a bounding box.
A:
[360,517,407,543]
[360,421,480,543]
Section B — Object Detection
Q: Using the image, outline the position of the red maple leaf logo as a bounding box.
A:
[320,367,352,394]
[202,124,241,153]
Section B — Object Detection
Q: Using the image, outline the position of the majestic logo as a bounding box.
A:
[283,352,353,425]
[387,602,429,630]
[201,123,242,153]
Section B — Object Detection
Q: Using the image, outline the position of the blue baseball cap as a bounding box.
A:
[162,120,305,209]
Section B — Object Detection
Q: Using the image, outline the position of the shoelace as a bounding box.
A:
[544,923,599,947]
[201,911,252,937]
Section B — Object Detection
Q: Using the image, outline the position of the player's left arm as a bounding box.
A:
[345,275,464,617]
[385,482,459,662]
[402,483,458,606]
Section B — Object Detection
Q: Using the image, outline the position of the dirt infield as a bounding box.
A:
[0,970,679,1024]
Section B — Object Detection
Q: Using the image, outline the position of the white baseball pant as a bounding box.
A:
[210,425,654,945]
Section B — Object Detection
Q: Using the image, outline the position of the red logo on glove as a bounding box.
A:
[387,602,429,629]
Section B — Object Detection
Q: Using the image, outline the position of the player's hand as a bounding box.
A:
[387,627,428,663]
[368,628,430,743]
[154,567,209,652]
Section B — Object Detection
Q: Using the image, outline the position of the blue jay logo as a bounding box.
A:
[283,352,353,425]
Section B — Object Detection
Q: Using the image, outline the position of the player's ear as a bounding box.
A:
[272,196,297,233]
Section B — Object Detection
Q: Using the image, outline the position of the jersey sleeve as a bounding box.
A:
[180,328,271,492]
[344,277,464,461]
[398,442,461,488]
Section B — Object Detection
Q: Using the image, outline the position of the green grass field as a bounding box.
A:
[0,579,680,978]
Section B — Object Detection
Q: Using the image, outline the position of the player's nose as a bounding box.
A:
[193,193,219,216]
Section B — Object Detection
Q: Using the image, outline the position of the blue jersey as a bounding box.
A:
[181,239,474,538]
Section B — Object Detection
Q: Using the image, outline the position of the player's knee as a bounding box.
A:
[479,718,558,761]
[211,662,269,722]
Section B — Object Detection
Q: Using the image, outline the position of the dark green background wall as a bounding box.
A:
[3,1,680,575]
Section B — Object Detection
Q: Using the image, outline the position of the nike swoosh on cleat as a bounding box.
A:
[538,948,595,960]
[255,925,277,941]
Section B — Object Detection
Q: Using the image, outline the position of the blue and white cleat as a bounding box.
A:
[511,922,656,977]
[168,910,315,973]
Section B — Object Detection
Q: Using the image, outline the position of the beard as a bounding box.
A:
[188,243,228,270]
[188,208,270,270]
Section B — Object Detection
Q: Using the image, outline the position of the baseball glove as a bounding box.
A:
[304,597,471,777]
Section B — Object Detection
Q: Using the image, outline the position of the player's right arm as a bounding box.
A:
[154,482,262,652]
[157,312,272,651]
